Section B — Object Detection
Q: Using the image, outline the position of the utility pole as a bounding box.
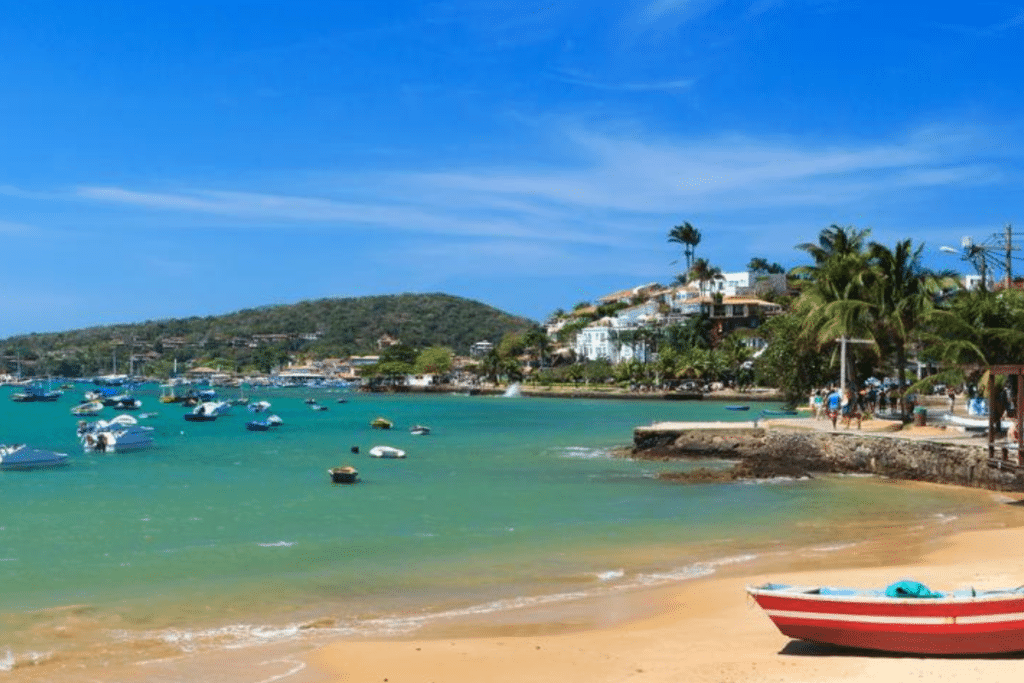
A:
[837,336,874,395]
[1006,223,1014,289]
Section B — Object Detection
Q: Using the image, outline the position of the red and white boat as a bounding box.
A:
[747,581,1024,655]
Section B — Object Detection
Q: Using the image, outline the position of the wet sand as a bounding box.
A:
[296,490,1024,683]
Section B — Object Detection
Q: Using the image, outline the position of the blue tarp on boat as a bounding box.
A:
[884,580,943,598]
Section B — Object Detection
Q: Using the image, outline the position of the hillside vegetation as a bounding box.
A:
[1,293,537,377]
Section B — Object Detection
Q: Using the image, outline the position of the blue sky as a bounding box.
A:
[1,1,1022,337]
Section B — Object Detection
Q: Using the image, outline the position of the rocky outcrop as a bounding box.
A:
[633,426,1024,491]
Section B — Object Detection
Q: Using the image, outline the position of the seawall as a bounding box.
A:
[632,423,1024,491]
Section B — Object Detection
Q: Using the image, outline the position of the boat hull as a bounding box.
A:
[749,585,1024,655]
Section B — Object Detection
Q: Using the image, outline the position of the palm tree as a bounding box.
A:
[668,222,702,270]
[688,258,724,314]
[791,224,874,388]
[868,239,951,417]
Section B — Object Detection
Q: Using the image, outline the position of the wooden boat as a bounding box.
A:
[748,581,1024,655]
[369,445,406,459]
[328,466,359,483]
[370,417,393,429]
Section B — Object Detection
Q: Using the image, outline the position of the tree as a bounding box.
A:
[791,224,874,387]
[755,313,831,404]
[415,346,454,375]
[380,344,418,365]
[688,258,724,315]
[668,222,702,270]
[523,326,551,369]
[867,239,951,417]
[747,257,785,275]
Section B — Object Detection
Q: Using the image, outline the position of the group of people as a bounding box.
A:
[811,387,863,429]
[810,384,925,429]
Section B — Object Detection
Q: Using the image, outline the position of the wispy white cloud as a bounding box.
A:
[551,69,696,91]
[70,121,1011,262]
[409,123,1003,216]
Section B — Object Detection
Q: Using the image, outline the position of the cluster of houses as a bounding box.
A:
[557,270,787,364]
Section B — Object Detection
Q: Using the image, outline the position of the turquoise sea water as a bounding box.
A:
[0,385,1002,676]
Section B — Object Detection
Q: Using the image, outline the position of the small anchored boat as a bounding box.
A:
[71,400,104,416]
[725,405,750,411]
[328,465,359,483]
[370,417,393,429]
[409,424,431,435]
[369,445,406,459]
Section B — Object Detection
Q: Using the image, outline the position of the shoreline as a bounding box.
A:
[10,482,1024,682]
[300,485,1024,683]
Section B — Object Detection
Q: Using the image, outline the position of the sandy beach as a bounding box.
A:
[277,488,1024,683]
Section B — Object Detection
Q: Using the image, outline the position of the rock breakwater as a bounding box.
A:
[632,423,1024,491]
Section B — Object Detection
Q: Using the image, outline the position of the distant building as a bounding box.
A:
[470,340,494,358]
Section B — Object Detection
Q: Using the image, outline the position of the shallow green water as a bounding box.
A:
[0,384,996,669]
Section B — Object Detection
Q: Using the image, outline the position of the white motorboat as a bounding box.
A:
[81,424,155,453]
[369,445,406,459]
[191,401,232,418]
[77,414,139,437]
[71,400,104,416]
[0,444,70,469]
[247,400,272,413]
[409,424,431,435]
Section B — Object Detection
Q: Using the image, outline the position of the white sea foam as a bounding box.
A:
[806,542,857,553]
[0,648,55,671]
[596,569,625,581]
[257,541,296,548]
[558,446,613,460]
[120,552,763,658]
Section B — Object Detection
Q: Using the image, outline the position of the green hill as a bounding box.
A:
[1,293,538,377]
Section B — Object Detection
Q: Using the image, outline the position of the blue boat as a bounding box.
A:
[246,420,272,431]
[725,405,750,411]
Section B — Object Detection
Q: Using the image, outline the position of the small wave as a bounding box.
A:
[934,513,958,525]
[595,569,624,581]
[738,475,811,485]
[806,542,857,553]
[0,648,56,672]
[558,446,613,460]
[257,541,296,548]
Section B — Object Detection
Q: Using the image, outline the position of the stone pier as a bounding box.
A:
[632,421,1024,492]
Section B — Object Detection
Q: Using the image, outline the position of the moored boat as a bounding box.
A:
[246,420,272,431]
[370,417,393,429]
[187,401,231,421]
[81,424,155,453]
[0,444,69,469]
[369,445,406,459]
[71,400,104,416]
[409,424,431,435]
[327,465,359,483]
[247,400,272,413]
[747,581,1024,655]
